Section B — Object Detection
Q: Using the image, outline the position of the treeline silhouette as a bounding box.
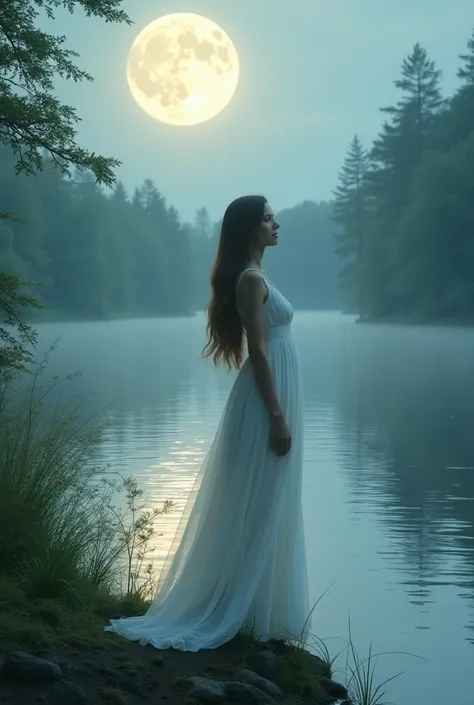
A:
[334,31,474,322]
[0,146,340,321]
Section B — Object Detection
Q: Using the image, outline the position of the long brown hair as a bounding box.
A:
[202,195,267,370]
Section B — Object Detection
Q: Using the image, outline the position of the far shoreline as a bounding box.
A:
[356,314,474,329]
[27,308,474,330]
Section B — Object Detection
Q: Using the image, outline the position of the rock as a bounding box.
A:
[59,659,72,675]
[33,650,72,676]
[252,649,279,682]
[33,649,58,662]
[224,681,274,703]
[49,680,88,704]
[238,669,283,699]
[2,651,62,683]
[319,677,348,699]
[187,676,227,704]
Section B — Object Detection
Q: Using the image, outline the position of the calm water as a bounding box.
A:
[36,311,474,705]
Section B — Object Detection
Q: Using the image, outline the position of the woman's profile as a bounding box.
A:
[106,195,310,651]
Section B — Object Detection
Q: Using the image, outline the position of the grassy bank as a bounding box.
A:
[0,572,399,705]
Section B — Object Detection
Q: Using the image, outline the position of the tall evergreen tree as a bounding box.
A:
[332,135,370,310]
[362,44,444,317]
[382,43,444,158]
[332,31,474,323]
[371,43,443,213]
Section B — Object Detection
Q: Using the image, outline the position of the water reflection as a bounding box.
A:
[35,313,474,704]
[331,322,474,624]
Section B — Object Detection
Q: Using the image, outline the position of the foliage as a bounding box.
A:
[0,349,174,606]
[0,270,43,372]
[333,32,474,322]
[0,350,106,590]
[101,475,175,600]
[0,0,131,186]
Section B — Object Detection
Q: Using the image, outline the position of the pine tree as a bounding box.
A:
[371,43,443,192]
[458,29,474,84]
[361,45,444,317]
[332,135,370,310]
[333,135,370,258]
[382,43,444,157]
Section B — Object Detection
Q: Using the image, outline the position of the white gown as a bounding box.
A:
[105,268,310,651]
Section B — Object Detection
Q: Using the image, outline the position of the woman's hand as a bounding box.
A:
[269,414,292,456]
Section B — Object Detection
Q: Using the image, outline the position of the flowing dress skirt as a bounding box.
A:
[106,329,310,651]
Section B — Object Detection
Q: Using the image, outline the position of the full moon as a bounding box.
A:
[126,13,240,127]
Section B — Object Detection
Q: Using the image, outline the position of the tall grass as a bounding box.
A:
[344,618,421,705]
[276,593,421,705]
[0,347,172,604]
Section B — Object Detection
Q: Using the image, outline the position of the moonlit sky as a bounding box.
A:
[49,0,472,222]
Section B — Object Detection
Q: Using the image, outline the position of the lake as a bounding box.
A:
[36,311,474,705]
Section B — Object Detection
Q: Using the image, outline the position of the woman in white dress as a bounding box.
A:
[106,195,310,651]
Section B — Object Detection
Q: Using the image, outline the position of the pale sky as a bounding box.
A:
[50,0,472,221]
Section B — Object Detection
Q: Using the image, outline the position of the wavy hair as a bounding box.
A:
[202,195,267,370]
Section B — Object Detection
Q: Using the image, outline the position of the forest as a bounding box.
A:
[0,145,340,321]
[1,30,474,324]
[334,31,474,322]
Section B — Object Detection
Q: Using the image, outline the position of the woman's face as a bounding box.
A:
[253,202,280,249]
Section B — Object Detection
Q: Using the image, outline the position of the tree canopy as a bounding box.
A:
[0,0,131,188]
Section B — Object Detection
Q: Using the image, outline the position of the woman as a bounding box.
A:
[106,195,310,651]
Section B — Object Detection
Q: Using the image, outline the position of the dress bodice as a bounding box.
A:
[235,268,293,335]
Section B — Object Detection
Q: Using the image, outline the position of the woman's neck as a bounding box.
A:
[247,249,264,269]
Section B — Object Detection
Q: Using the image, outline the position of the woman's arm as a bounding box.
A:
[237,271,282,416]
[237,271,291,455]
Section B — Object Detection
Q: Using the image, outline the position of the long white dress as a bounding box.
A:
[105,268,310,651]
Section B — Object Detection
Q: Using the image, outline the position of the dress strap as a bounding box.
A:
[235,267,266,291]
